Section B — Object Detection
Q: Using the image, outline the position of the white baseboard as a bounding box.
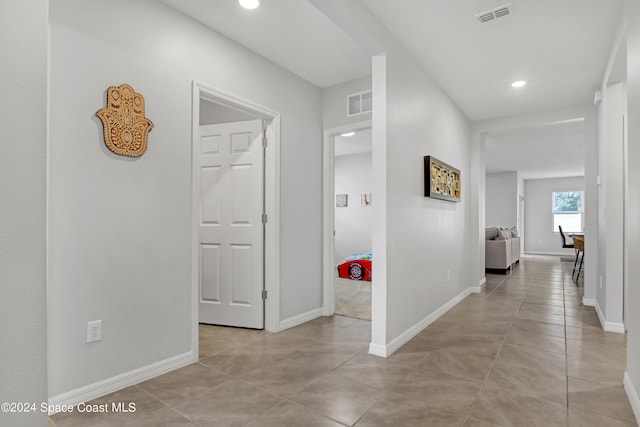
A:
[368,342,387,357]
[48,351,194,414]
[624,371,640,426]
[278,308,323,332]
[368,287,473,357]
[471,278,485,294]
[582,297,595,306]
[603,321,626,333]
[593,299,626,334]
[526,251,574,256]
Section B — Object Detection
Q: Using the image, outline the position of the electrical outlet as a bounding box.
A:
[446,270,451,283]
[599,276,603,289]
[87,320,102,343]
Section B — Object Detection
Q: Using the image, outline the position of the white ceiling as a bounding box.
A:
[362,0,623,121]
[485,120,585,180]
[162,0,623,180]
[161,0,371,88]
[163,0,623,122]
[334,128,372,157]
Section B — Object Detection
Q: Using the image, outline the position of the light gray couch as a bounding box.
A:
[485,227,520,274]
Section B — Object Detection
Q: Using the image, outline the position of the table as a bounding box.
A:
[571,235,584,282]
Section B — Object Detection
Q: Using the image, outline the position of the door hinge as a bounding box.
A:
[262,213,268,223]
[262,136,268,148]
[262,289,268,300]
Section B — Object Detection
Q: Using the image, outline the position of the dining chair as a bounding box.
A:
[558,225,574,249]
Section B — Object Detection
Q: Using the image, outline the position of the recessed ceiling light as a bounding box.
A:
[239,0,260,9]
[340,132,355,137]
[512,80,527,88]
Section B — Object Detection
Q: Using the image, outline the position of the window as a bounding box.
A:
[552,191,584,233]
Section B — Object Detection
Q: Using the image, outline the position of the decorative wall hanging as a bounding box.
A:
[96,84,154,157]
[424,156,461,202]
[336,194,348,207]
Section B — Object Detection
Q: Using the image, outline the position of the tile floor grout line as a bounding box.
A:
[348,395,386,427]
[484,269,512,297]
[462,264,529,425]
[133,384,198,425]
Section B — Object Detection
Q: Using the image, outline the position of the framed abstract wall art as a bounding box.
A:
[424,156,461,202]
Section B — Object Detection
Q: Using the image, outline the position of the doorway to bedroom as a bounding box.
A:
[333,127,372,320]
[192,81,282,357]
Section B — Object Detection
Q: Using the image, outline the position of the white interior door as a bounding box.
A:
[198,120,264,329]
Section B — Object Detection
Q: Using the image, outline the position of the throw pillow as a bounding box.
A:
[510,227,519,237]
[495,229,511,240]
[486,227,499,240]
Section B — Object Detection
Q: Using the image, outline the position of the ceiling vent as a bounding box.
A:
[476,4,511,23]
[347,90,372,117]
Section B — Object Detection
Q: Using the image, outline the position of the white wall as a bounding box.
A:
[383,49,471,343]
[524,177,584,255]
[596,82,625,329]
[323,76,372,129]
[199,99,256,125]
[316,1,472,355]
[485,172,518,228]
[517,174,525,252]
[334,153,373,263]
[0,1,48,425]
[49,0,323,400]
[625,1,640,419]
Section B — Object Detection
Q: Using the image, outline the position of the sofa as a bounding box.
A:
[485,227,520,274]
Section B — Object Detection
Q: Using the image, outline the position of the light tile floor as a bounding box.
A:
[50,256,637,426]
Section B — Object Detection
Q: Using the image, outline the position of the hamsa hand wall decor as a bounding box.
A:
[96,84,154,157]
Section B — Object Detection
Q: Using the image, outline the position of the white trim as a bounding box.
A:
[264,116,281,333]
[368,343,387,358]
[322,120,372,317]
[603,321,626,334]
[368,287,474,357]
[278,308,323,332]
[526,251,577,256]
[478,277,487,288]
[191,81,282,345]
[592,299,626,334]
[594,299,604,322]
[624,372,640,425]
[582,297,595,307]
[48,352,193,414]
[470,284,484,294]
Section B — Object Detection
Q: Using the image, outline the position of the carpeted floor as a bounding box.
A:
[335,277,371,320]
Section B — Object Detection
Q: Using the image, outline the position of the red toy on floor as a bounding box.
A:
[337,253,372,281]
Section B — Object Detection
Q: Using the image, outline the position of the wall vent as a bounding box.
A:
[347,90,372,117]
[476,4,511,23]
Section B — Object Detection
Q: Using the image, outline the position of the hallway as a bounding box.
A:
[50,256,635,426]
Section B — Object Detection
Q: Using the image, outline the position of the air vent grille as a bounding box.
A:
[478,12,495,23]
[347,90,373,117]
[494,7,510,18]
[476,4,511,23]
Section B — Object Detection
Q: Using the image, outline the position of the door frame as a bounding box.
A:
[322,120,372,316]
[191,81,281,358]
